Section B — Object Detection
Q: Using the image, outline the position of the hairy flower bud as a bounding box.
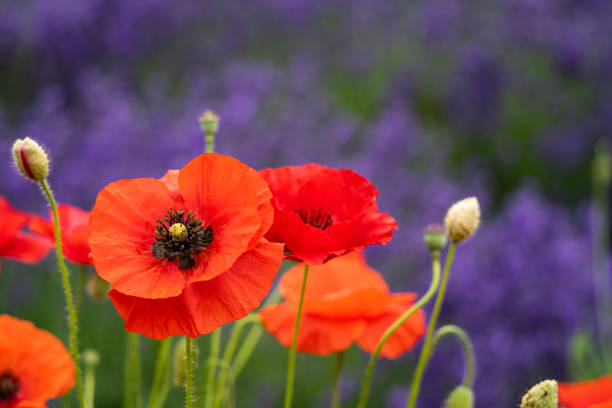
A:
[199,110,220,136]
[444,385,474,408]
[83,349,101,367]
[86,274,110,302]
[444,197,480,243]
[520,380,558,408]
[424,224,447,254]
[12,137,49,182]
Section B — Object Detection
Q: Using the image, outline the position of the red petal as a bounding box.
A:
[0,196,29,249]
[0,233,53,263]
[559,375,612,408]
[357,293,426,359]
[280,252,390,319]
[260,302,366,355]
[109,240,283,339]
[89,178,186,299]
[178,153,264,281]
[260,164,328,211]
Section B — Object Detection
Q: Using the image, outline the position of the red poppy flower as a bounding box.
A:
[88,153,283,339]
[259,164,397,265]
[0,314,74,408]
[260,252,426,358]
[29,205,91,265]
[0,196,52,265]
[558,375,612,408]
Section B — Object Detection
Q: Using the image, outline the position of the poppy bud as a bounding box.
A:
[444,385,474,408]
[444,197,480,244]
[520,380,558,408]
[423,224,447,254]
[199,110,220,136]
[12,137,49,182]
[86,274,110,302]
[83,349,101,367]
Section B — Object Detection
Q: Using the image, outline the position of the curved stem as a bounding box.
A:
[431,325,475,387]
[405,242,456,408]
[204,329,221,408]
[185,337,197,408]
[356,252,442,408]
[147,339,172,408]
[212,315,259,408]
[40,180,85,408]
[331,352,345,408]
[283,264,309,408]
[231,285,282,379]
[124,332,141,408]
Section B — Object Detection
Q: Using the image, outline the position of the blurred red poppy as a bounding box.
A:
[29,204,91,265]
[259,164,397,265]
[260,252,425,358]
[0,196,52,265]
[558,375,612,408]
[0,314,74,408]
[88,153,283,339]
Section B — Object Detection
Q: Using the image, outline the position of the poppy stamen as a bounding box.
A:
[295,208,334,230]
[152,208,213,270]
[0,370,21,401]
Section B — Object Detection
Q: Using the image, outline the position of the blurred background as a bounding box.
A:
[1,0,611,406]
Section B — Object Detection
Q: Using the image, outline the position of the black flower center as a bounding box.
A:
[152,208,213,270]
[295,208,334,230]
[0,370,20,401]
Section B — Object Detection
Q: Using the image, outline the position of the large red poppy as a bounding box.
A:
[29,205,91,265]
[88,153,284,339]
[0,315,74,408]
[0,196,52,265]
[558,375,612,408]
[260,252,426,358]
[259,164,397,265]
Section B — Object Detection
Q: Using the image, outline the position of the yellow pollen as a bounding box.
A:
[169,223,188,241]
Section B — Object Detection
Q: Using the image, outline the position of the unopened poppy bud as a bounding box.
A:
[12,137,49,182]
[444,197,480,243]
[424,224,447,254]
[199,110,220,136]
[444,385,474,408]
[86,274,110,302]
[169,223,188,241]
[520,380,558,408]
[83,349,101,367]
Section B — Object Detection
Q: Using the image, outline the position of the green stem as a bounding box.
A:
[356,252,442,408]
[204,330,221,408]
[185,337,197,408]
[75,265,87,318]
[147,339,172,408]
[212,315,259,408]
[405,242,456,408]
[84,358,97,408]
[283,264,309,408]
[205,134,214,154]
[331,352,344,408]
[124,333,141,408]
[230,286,282,379]
[431,325,475,387]
[40,180,85,408]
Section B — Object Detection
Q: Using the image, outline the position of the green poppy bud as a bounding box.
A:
[520,380,558,408]
[444,385,474,408]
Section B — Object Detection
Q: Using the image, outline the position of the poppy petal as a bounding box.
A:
[89,178,187,299]
[260,164,327,211]
[279,252,390,319]
[357,293,426,359]
[260,302,366,355]
[178,153,264,281]
[0,233,53,263]
[559,375,612,408]
[109,240,283,339]
[0,196,29,249]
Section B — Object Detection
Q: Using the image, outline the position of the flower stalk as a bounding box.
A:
[185,337,197,408]
[432,325,475,388]
[331,351,345,408]
[124,332,141,408]
[147,338,172,408]
[284,264,310,408]
[204,330,221,408]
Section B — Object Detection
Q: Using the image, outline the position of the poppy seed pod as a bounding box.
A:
[520,380,558,408]
[444,197,480,243]
[444,385,474,408]
[199,110,220,136]
[423,224,447,254]
[12,137,49,182]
